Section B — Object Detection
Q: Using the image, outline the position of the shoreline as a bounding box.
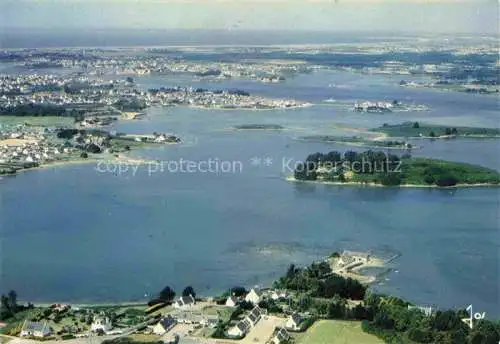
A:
[285,176,500,189]
[23,301,149,308]
[294,138,419,150]
[187,103,312,111]
[0,154,157,177]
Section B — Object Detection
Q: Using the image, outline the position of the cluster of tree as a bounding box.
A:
[148,285,197,306]
[257,299,283,314]
[422,165,458,187]
[383,140,408,147]
[274,262,367,301]
[362,292,500,344]
[113,98,147,111]
[0,104,68,116]
[196,69,222,77]
[428,127,458,138]
[0,290,30,321]
[294,150,401,182]
[56,128,111,140]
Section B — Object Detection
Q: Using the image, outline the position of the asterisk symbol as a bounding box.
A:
[263,157,273,166]
[250,157,262,166]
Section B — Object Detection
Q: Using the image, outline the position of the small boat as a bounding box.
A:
[323,98,337,103]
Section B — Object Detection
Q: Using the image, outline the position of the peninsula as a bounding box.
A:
[232,124,285,130]
[297,135,415,150]
[372,122,500,139]
[0,116,181,176]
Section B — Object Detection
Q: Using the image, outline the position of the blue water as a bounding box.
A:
[0,29,421,49]
[0,66,499,318]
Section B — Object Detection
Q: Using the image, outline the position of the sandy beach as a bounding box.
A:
[285,176,499,189]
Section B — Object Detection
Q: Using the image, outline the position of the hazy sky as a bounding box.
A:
[1,0,498,34]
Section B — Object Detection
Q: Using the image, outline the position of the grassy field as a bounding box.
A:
[295,320,384,344]
[0,116,74,127]
[201,305,234,323]
[126,334,162,342]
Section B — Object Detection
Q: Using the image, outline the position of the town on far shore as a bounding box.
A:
[2,250,497,344]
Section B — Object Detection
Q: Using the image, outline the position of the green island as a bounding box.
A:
[292,150,500,187]
[372,122,500,139]
[233,124,285,130]
[1,252,499,344]
[298,135,416,150]
[430,83,498,95]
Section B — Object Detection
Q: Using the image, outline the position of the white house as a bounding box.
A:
[227,318,251,338]
[173,295,195,309]
[152,316,176,335]
[225,296,238,307]
[270,290,287,301]
[20,321,51,338]
[408,305,433,317]
[286,313,304,331]
[244,288,262,304]
[271,327,290,344]
[90,316,112,333]
[245,306,264,326]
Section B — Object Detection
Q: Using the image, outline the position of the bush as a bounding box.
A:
[435,174,458,187]
[407,327,433,343]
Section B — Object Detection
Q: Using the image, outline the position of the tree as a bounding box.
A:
[435,174,458,187]
[229,286,247,297]
[468,320,500,344]
[286,264,299,279]
[159,286,175,302]
[407,327,433,343]
[182,286,196,298]
[413,122,420,129]
[324,151,342,165]
[344,151,361,164]
[327,297,346,319]
[373,309,394,330]
[352,304,368,320]
[294,162,317,181]
[80,152,89,159]
[297,295,312,312]
[7,291,17,313]
[0,295,13,320]
[445,128,452,136]
[306,152,324,164]
[429,131,436,138]
[239,300,254,311]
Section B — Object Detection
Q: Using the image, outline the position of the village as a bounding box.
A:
[0,71,307,114]
[0,287,314,344]
[0,117,181,175]
[0,251,415,344]
[6,48,312,85]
